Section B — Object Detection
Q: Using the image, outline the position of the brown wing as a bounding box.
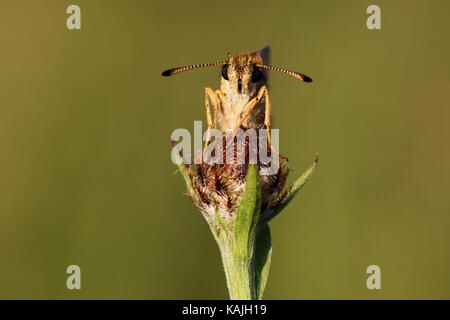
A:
[251,45,271,66]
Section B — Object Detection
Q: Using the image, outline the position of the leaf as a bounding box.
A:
[172,147,200,204]
[233,164,261,260]
[263,154,318,222]
[252,223,272,299]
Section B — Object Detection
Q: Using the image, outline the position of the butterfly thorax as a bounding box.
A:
[217,54,268,131]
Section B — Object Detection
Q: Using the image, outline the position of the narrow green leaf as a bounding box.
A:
[221,164,261,299]
[172,150,199,203]
[233,164,261,258]
[252,223,272,299]
[264,155,318,222]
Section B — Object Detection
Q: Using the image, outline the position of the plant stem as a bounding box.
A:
[216,232,255,300]
[207,165,272,300]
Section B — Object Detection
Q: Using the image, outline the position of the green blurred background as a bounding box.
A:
[0,0,449,299]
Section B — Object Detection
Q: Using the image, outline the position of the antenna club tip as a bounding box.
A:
[161,69,173,77]
[303,75,313,83]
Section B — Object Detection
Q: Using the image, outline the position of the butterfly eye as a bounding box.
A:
[251,66,263,83]
[221,64,229,80]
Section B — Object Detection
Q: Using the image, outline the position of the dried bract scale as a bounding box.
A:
[190,134,291,221]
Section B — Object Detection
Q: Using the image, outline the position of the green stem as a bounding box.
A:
[209,165,273,300]
[213,223,272,300]
[216,233,255,300]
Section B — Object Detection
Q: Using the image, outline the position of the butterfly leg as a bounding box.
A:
[234,85,268,131]
[204,87,222,149]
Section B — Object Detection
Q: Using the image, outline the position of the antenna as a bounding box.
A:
[256,64,313,82]
[161,61,227,77]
